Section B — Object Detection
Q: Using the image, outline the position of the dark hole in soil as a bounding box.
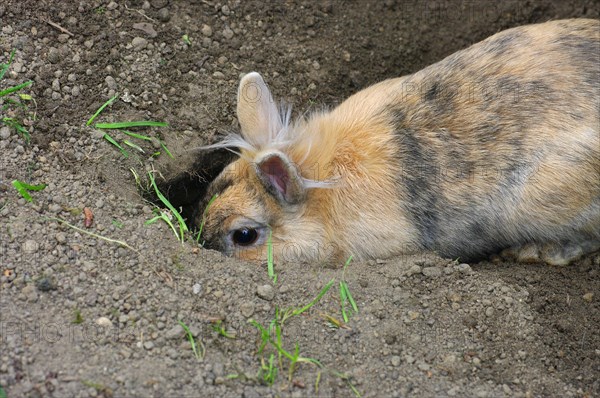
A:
[146,149,236,230]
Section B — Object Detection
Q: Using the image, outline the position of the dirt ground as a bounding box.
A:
[1,1,599,397]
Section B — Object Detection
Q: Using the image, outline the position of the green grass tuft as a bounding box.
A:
[211,320,236,339]
[87,98,172,159]
[1,49,34,143]
[0,49,15,80]
[86,94,118,126]
[340,255,359,322]
[73,308,84,324]
[246,281,360,395]
[178,320,205,360]
[147,172,188,243]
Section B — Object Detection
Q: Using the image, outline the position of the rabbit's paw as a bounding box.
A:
[499,241,598,265]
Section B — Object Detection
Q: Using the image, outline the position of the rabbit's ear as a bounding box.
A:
[237,72,282,148]
[255,151,305,205]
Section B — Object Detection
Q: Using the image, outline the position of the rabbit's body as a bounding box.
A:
[198,19,600,265]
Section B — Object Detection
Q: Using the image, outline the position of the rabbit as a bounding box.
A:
[195,18,600,266]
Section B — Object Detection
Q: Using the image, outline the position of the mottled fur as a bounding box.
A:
[197,19,600,265]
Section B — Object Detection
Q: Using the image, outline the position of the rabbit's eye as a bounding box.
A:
[232,227,259,246]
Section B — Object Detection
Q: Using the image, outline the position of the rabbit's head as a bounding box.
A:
[197,73,333,262]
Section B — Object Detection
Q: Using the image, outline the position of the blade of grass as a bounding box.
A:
[95,121,168,129]
[3,118,30,142]
[123,139,145,153]
[130,168,143,190]
[248,319,270,355]
[148,172,188,242]
[345,283,358,313]
[178,320,205,360]
[211,320,236,339]
[145,211,179,241]
[122,130,153,141]
[160,141,174,158]
[0,80,33,97]
[2,98,27,110]
[282,279,335,324]
[196,194,218,243]
[12,180,46,202]
[103,133,129,158]
[0,49,16,80]
[340,281,349,323]
[86,94,118,126]
[267,229,275,283]
[340,255,358,321]
[293,278,335,316]
[330,370,362,397]
[343,255,353,272]
[315,371,321,395]
[45,217,137,252]
[145,215,162,225]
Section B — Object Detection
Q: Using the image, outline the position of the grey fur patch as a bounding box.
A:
[394,125,441,249]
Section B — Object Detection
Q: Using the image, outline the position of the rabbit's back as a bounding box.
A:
[379,19,599,260]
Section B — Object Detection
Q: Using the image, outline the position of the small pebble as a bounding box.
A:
[406,265,422,276]
[256,284,275,301]
[157,7,170,22]
[35,277,57,292]
[133,22,157,38]
[22,240,39,254]
[166,324,185,340]
[0,126,10,140]
[421,267,442,277]
[240,302,255,317]
[192,283,202,295]
[222,27,234,40]
[150,0,168,8]
[457,263,472,274]
[105,76,117,90]
[132,37,148,51]
[201,24,213,37]
[417,362,430,371]
[48,47,61,64]
[96,317,113,327]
